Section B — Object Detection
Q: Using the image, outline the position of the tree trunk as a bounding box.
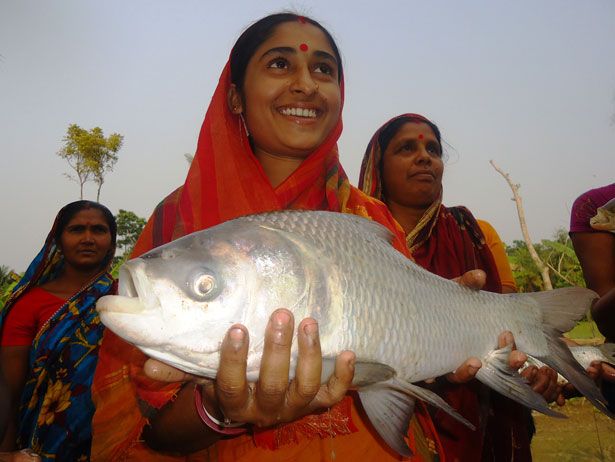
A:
[96,181,102,202]
[490,160,553,290]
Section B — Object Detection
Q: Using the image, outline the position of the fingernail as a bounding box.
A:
[229,327,245,350]
[272,310,291,328]
[303,321,318,336]
[468,365,480,375]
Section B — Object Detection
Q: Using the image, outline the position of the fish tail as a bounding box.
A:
[525,287,614,418]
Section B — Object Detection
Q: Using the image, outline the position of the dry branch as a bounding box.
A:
[490,160,553,290]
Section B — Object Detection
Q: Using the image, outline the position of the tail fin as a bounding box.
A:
[525,287,613,418]
[523,286,597,333]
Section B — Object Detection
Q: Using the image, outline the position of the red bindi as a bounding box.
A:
[418,134,424,140]
[299,43,309,52]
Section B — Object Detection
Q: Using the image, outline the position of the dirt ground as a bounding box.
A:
[531,398,615,461]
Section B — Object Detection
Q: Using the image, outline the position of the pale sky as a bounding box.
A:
[1,0,614,272]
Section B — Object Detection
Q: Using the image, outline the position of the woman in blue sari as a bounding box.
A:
[0,200,116,461]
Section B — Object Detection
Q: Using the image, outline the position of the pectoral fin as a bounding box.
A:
[357,381,415,457]
[357,377,475,457]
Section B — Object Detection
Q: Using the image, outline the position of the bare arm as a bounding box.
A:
[0,347,29,451]
[570,232,615,339]
[0,367,9,442]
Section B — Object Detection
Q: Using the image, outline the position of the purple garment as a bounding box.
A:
[570,183,615,233]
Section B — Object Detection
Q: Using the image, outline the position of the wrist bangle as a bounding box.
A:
[194,384,248,435]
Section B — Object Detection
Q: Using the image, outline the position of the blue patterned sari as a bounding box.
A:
[0,215,115,461]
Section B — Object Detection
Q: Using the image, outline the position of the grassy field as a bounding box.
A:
[531,398,615,461]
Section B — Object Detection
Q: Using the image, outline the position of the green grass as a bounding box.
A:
[531,398,615,461]
[565,321,604,342]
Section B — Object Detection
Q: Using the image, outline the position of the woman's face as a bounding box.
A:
[232,21,341,160]
[59,208,114,272]
[382,122,444,210]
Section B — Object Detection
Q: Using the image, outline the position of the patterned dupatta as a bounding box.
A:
[91,60,442,461]
[0,208,115,461]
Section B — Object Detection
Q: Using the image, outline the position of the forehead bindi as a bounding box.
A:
[258,22,334,59]
[67,209,107,227]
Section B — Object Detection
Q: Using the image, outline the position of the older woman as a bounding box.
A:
[359,114,566,461]
[0,200,116,461]
[90,16,527,461]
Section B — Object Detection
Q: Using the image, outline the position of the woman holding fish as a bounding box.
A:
[358,114,567,460]
[0,201,117,461]
[570,183,615,411]
[90,13,533,461]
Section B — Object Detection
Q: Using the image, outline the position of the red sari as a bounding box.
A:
[90,65,443,461]
[359,114,532,462]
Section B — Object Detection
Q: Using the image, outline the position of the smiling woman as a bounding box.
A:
[0,200,117,460]
[89,13,524,462]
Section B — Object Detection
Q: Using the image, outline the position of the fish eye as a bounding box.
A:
[195,274,215,296]
[187,268,220,301]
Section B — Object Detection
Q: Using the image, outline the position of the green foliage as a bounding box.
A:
[506,228,585,292]
[114,209,146,260]
[0,265,21,309]
[57,124,124,200]
[564,320,604,341]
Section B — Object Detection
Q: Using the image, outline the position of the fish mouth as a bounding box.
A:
[119,260,153,300]
[119,264,139,298]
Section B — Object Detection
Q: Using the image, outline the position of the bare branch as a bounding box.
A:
[490,160,553,290]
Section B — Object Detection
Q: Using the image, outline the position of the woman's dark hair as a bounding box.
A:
[378,115,442,155]
[54,200,117,248]
[230,13,343,90]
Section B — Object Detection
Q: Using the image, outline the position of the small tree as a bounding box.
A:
[115,210,146,259]
[57,124,123,200]
[92,130,123,201]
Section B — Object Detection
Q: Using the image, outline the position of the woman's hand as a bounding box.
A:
[203,309,354,427]
[560,360,615,401]
[520,365,564,405]
[146,309,354,428]
[587,360,615,383]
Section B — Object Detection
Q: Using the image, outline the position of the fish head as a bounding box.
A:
[97,219,311,377]
[590,207,615,232]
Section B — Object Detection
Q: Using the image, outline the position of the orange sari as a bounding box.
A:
[90,63,443,461]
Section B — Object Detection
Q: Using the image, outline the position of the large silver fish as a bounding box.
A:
[590,197,615,232]
[97,211,612,456]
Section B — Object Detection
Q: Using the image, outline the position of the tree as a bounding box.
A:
[490,160,553,290]
[506,229,585,292]
[92,130,123,201]
[57,124,123,200]
[115,210,146,259]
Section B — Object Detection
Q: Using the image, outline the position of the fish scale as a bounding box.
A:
[97,209,612,457]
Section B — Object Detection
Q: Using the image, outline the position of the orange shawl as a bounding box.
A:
[91,63,442,461]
